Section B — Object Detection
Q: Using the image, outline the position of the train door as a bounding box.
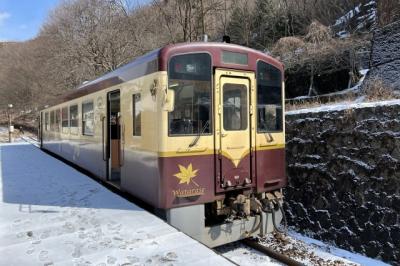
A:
[215,69,255,192]
[107,90,121,185]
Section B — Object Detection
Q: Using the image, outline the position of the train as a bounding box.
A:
[39,42,286,247]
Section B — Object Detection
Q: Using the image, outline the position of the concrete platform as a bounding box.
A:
[0,143,232,265]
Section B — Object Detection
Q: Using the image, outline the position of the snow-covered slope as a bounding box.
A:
[332,1,377,37]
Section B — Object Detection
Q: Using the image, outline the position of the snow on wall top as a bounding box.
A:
[285,99,400,116]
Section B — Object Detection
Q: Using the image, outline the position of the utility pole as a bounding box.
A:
[8,104,13,143]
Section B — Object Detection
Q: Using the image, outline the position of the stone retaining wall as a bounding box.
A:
[284,101,400,264]
[367,20,400,90]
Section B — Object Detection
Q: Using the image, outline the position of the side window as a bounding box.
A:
[82,101,94,136]
[256,61,283,132]
[132,94,141,136]
[55,109,61,132]
[50,110,55,131]
[62,107,69,132]
[45,112,49,131]
[69,104,78,130]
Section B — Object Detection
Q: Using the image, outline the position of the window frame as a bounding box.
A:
[45,112,49,131]
[82,100,94,136]
[69,104,79,134]
[54,109,61,132]
[222,83,249,131]
[167,52,213,137]
[256,60,284,133]
[61,106,69,132]
[132,93,142,136]
[50,110,55,131]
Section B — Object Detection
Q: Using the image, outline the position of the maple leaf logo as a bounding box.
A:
[174,163,199,187]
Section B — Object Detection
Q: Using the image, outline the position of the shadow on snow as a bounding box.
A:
[0,144,141,211]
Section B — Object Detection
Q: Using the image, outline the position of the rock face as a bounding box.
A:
[285,102,400,264]
[367,20,400,89]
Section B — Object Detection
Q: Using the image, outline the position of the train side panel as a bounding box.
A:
[120,72,163,207]
[42,89,110,180]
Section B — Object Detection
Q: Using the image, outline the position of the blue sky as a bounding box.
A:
[0,0,151,42]
[0,0,60,41]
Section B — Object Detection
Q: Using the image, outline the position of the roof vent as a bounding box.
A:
[222,35,230,43]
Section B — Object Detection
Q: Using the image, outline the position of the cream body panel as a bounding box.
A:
[120,72,164,206]
[42,87,110,179]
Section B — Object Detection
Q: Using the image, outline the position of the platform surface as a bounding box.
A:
[0,143,231,265]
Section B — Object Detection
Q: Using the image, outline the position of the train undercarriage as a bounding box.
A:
[166,190,285,247]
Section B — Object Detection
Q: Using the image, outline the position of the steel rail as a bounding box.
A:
[242,238,305,266]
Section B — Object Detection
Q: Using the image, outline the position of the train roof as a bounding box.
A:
[52,42,283,108]
[159,42,283,71]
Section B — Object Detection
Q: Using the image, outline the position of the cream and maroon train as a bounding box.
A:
[40,42,286,247]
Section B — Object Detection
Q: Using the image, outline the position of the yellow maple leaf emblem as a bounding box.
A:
[174,163,199,187]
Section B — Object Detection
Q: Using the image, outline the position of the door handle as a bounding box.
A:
[221,133,228,137]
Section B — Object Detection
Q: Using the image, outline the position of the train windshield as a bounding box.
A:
[257,61,283,132]
[168,53,212,136]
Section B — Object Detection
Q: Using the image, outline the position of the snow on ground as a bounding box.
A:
[217,231,389,266]
[260,233,357,266]
[288,232,390,266]
[0,143,232,266]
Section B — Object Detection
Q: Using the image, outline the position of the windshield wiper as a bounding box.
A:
[265,132,274,142]
[189,120,209,148]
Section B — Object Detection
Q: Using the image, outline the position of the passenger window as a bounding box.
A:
[168,53,212,136]
[132,94,141,136]
[223,84,248,131]
[62,107,69,132]
[50,110,55,131]
[82,101,94,136]
[69,105,78,129]
[257,61,283,132]
[45,112,49,131]
[55,109,61,132]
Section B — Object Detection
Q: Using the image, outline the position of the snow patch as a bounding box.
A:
[286,99,400,115]
[334,4,361,26]
[288,231,390,266]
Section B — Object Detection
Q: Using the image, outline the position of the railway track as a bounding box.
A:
[215,237,305,266]
[241,238,304,266]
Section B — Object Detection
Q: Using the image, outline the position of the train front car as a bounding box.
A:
[158,43,286,247]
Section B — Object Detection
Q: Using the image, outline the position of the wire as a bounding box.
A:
[271,199,288,234]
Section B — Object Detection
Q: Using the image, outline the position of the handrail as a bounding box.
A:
[101,116,107,161]
[119,121,125,166]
